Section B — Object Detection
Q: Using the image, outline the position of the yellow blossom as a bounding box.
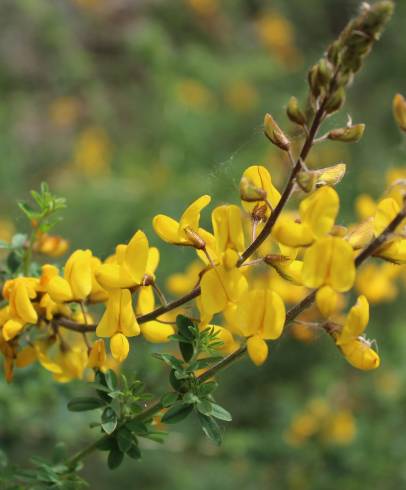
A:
[240,165,280,219]
[153,195,211,248]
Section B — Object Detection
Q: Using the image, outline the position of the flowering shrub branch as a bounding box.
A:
[2,1,406,487]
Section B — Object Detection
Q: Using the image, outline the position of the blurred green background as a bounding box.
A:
[1,0,406,489]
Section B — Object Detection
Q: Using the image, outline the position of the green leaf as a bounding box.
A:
[187,356,222,371]
[127,445,142,460]
[67,397,105,412]
[7,251,22,273]
[126,420,148,434]
[107,447,124,470]
[153,353,184,370]
[182,392,199,404]
[179,340,194,363]
[161,403,193,424]
[210,403,232,422]
[117,427,133,453]
[161,392,179,407]
[101,407,118,435]
[96,437,116,452]
[197,413,223,446]
[198,381,218,397]
[105,369,118,391]
[176,315,195,341]
[196,400,213,416]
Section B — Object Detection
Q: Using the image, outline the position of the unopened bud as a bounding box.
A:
[308,64,321,98]
[286,96,307,126]
[328,123,365,143]
[183,227,206,250]
[296,170,317,193]
[315,163,346,188]
[317,59,334,86]
[240,177,267,202]
[264,113,290,151]
[325,88,346,114]
[393,93,406,132]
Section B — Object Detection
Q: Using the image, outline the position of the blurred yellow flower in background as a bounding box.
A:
[72,127,112,178]
[0,219,15,243]
[185,0,218,17]
[176,79,214,111]
[256,12,301,67]
[224,81,259,113]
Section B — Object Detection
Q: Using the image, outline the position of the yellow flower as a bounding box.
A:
[95,231,149,290]
[302,236,356,292]
[34,233,69,257]
[373,198,406,264]
[316,286,341,318]
[232,288,285,365]
[5,277,39,325]
[140,321,175,343]
[212,204,245,256]
[200,265,248,319]
[355,262,399,303]
[87,339,107,369]
[153,195,211,248]
[273,186,339,247]
[240,165,280,219]
[96,289,140,362]
[335,296,380,371]
[47,250,93,302]
[324,410,356,445]
[136,246,160,316]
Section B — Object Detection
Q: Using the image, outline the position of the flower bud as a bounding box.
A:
[296,171,317,193]
[393,93,406,132]
[240,176,267,202]
[328,124,365,143]
[286,97,307,126]
[264,113,290,151]
[315,163,346,188]
[325,88,346,115]
[183,227,206,250]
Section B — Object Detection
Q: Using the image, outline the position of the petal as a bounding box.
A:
[12,280,38,324]
[119,289,140,337]
[47,276,73,303]
[87,339,107,368]
[316,285,339,318]
[299,186,339,238]
[64,249,93,300]
[247,335,269,366]
[200,268,228,316]
[241,165,281,215]
[141,321,175,343]
[179,195,211,234]
[124,230,149,283]
[337,295,369,345]
[340,339,380,371]
[96,290,120,337]
[328,238,356,292]
[272,217,313,247]
[374,198,400,236]
[234,290,265,337]
[153,215,181,244]
[262,290,286,340]
[136,286,155,315]
[110,333,130,363]
[146,247,160,276]
[95,263,135,289]
[2,319,25,341]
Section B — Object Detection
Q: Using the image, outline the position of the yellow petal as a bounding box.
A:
[47,276,73,303]
[374,198,400,236]
[2,319,25,341]
[212,205,245,254]
[375,239,406,264]
[200,268,228,316]
[119,289,140,337]
[110,333,130,363]
[179,195,211,237]
[262,290,286,340]
[240,165,281,216]
[137,286,155,316]
[339,339,380,371]
[141,321,175,343]
[316,285,339,318]
[15,345,37,368]
[302,237,355,292]
[299,186,339,238]
[272,217,313,247]
[124,230,149,283]
[87,339,107,369]
[95,263,134,289]
[64,249,93,300]
[337,295,369,345]
[153,214,181,244]
[247,335,268,366]
[11,279,38,324]
[146,247,160,276]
